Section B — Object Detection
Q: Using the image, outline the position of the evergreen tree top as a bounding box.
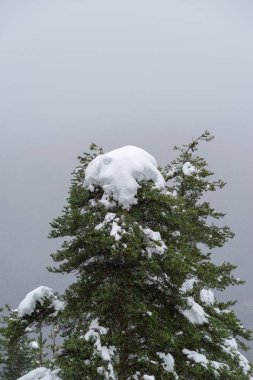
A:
[4,132,251,379]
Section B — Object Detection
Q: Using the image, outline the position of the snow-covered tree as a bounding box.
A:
[0,306,37,379]
[46,133,252,379]
[0,286,65,379]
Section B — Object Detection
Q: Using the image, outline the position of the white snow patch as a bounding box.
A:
[156,352,175,372]
[52,298,65,313]
[183,349,208,367]
[180,277,197,293]
[95,213,125,241]
[97,367,105,376]
[99,194,116,208]
[142,227,167,257]
[200,289,215,305]
[182,162,197,176]
[167,165,179,178]
[89,199,98,207]
[110,221,123,241]
[84,318,116,380]
[95,213,116,230]
[29,341,39,350]
[103,212,116,224]
[223,338,238,351]
[143,228,162,242]
[183,349,228,373]
[172,230,180,237]
[84,146,165,209]
[146,274,170,291]
[17,286,64,318]
[211,360,228,371]
[132,372,141,380]
[180,297,208,324]
[17,367,61,380]
[222,338,251,375]
[143,376,155,380]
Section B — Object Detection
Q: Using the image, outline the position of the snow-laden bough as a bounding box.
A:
[17,286,65,318]
[17,367,61,380]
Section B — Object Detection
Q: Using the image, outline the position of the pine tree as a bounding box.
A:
[0,287,65,379]
[47,134,252,379]
[0,306,37,379]
[17,287,64,375]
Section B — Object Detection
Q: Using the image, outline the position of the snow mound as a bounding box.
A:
[17,367,61,380]
[182,162,197,176]
[84,146,165,209]
[17,286,64,318]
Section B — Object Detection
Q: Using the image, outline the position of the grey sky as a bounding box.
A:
[0,0,253,357]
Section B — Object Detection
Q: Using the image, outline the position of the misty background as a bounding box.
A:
[0,0,253,358]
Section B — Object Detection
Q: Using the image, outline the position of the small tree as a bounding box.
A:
[0,287,65,379]
[0,306,37,379]
[43,133,252,378]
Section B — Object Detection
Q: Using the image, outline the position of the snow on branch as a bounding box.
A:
[17,367,61,380]
[221,338,251,375]
[182,162,197,176]
[179,296,208,324]
[182,349,228,375]
[17,286,64,318]
[84,318,116,379]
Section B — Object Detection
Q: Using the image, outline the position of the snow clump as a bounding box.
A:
[182,349,208,367]
[29,341,39,350]
[221,338,251,375]
[200,289,215,305]
[95,212,125,241]
[84,146,165,209]
[182,162,197,176]
[17,286,64,318]
[180,297,208,324]
[156,352,177,377]
[142,227,167,257]
[180,277,198,293]
[84,318,116,380]
[182,349,228,374]
[17,367,61,380]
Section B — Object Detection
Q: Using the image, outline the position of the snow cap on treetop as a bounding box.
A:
[84,145,165,209]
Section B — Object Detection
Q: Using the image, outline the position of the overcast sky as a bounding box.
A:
[0,0,253,358]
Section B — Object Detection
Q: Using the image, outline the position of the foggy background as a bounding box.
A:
[0,0,253,358]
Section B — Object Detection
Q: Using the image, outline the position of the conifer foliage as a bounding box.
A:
[1,132,252,379]
[0,306,37,379]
